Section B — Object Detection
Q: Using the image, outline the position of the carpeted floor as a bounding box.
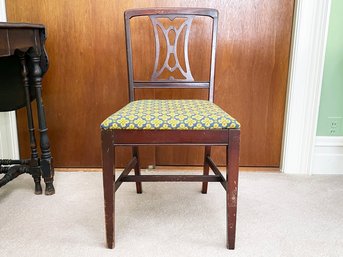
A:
[1,170,343,257]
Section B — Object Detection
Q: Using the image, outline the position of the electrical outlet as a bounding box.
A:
[328,117,342,135]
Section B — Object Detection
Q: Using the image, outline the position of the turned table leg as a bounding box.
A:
[28,48,55,195]
[16,50,42,194]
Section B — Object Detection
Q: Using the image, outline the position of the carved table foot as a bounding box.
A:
[33,177,43,195]
[31,166,42,195]
[35,183,43,195]
[44,180,55,195]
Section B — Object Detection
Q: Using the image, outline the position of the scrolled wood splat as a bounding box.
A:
[149,15,194,81]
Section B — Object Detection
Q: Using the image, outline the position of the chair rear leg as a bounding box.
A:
[101,132,115,249]
[201,146,211,194]
[132,146,142,194]
[226,129,240,250]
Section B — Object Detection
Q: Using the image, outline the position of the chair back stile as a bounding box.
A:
[124,8,218,102]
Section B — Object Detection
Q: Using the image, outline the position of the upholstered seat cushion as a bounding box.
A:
[101,100,240,130]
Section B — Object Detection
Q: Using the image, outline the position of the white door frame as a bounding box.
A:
[0,0,332,172]
[281,0,331,174]
[0,0,20,159]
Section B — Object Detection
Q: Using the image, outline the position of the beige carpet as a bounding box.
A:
[1,170,343,257]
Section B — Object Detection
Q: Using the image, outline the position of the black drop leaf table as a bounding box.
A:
[0,22,55,195]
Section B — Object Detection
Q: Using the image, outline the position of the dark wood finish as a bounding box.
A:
[28,47,54,194]
[201,146,211,193]
[18,50,41,194]
[101,132,115,249]
[120,174,223,182]
[108,129,229,145]
[226,129,240,249]
[206,155,226,190]
[102,127,241,249]
[125,8,218,102]
[133,82,210,88]
[100,8,241,250]
[7,0,294,168]
[125,7,219,18]
[0,164,30,188]
[0,23,54,195]
[0,22,48,111]
[114,156,137,192]
[132,146,142,193]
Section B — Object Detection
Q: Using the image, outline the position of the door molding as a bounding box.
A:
[281,0,332,174]
[0,0,20,159]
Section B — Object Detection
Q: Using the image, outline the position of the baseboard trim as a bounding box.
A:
[312,136,343,174]
[54,166,280,172]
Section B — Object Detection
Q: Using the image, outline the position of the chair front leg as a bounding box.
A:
[102,132,115,249]
[226,129,240,249]
[132,146,142,194]
[201,146,211,194]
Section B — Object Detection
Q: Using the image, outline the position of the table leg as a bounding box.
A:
[16,50,42,194]
[28,48,55,195]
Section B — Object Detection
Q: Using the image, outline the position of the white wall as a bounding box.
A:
[0,0,20,159]
[312,0,343,175]
[0,0,5,19]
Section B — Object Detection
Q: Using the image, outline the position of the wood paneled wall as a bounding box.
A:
[6,0,294,167]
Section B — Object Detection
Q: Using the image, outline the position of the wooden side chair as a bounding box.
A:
[100,8,241,249]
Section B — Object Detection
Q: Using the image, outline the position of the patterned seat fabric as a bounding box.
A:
[101,100,240,130]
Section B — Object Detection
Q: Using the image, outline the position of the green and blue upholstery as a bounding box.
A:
[101,100,240,130]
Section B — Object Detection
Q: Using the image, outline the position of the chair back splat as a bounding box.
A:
[124,8,218,102]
